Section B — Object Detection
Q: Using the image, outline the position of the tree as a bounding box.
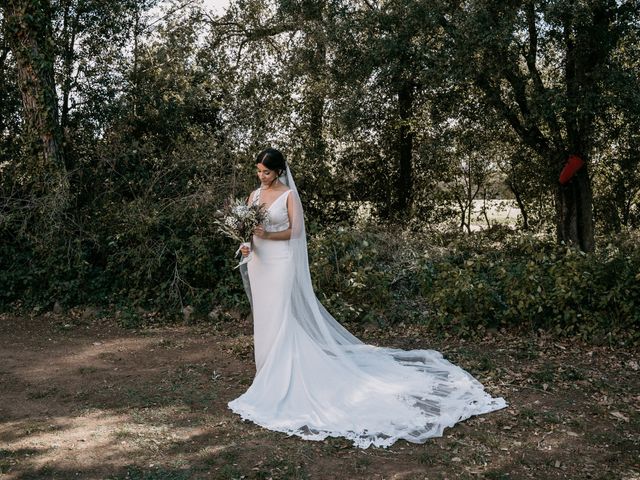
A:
[0,17,22,165]
[590,11,640,232]
[439,0,638,251]
[3,0,69,218]
[328,0,442,217]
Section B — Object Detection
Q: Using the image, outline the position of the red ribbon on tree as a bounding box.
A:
[559,154,584,185]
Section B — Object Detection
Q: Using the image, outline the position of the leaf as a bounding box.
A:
[609,411,629,422]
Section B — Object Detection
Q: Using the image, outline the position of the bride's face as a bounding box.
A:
[256,163,278,186]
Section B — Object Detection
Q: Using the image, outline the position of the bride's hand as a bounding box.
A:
[254,225,267,239]
[240,244,250,257]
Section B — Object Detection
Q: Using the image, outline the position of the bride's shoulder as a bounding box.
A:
[274,185,292,195]
[282,188,294,200]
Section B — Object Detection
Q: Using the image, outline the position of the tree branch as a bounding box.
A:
[524,1,563,150]
[475,73,551,158]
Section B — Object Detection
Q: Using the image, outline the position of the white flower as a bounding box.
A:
[232,205,251,217]
[225,217,239,229]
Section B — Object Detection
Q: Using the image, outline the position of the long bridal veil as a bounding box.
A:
[230,163,507,449]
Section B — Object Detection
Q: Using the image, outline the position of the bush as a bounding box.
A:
[0,131,253,321]
[3,177,638,343]
[308,224,424,326]
[307,226,640,342]
[418,232,640,341]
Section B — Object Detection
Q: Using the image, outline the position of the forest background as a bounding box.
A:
[1,0,639,342]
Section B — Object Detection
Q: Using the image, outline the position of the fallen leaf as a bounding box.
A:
[609,411,630,422]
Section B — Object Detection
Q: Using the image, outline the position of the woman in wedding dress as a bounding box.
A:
[228,148,506,448]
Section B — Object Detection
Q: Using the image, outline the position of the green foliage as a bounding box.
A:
[1,0,639,340]
[0,2,251,318]
[416,232,640,340]
[308,224,423,326]
[307,227,640,342]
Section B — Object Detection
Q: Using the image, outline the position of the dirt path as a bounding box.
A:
[0,311,638,479]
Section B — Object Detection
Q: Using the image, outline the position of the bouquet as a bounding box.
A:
[215,198,268,267]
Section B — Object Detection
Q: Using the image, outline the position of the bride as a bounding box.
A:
[228,148,506,448]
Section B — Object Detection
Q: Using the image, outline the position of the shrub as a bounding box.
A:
[308,224,424,326]
[415,232,640,341]
[308,227,640,342]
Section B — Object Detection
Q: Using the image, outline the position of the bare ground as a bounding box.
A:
[0,310,638,480]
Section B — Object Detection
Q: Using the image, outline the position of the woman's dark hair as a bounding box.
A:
[256,148,286,177]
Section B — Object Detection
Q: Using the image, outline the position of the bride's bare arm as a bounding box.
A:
[258,229,291,240]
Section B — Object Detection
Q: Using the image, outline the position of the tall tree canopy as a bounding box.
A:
[0,0,638,311]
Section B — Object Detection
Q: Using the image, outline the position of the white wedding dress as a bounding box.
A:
[228,166,506,449]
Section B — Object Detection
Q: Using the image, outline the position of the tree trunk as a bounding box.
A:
[560,7,596,252]
[4,0,69,213]
[60,0,79,131]
[556,159,595,252]
[456,197,467,232]
[394,80,413,213]
[506,178,529,230]
[481,187,491,229]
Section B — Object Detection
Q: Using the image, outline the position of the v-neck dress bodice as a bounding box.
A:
[257,189,291,233]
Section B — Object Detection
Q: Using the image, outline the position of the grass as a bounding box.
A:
[78,366,100,375]
[25,387,59,400]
